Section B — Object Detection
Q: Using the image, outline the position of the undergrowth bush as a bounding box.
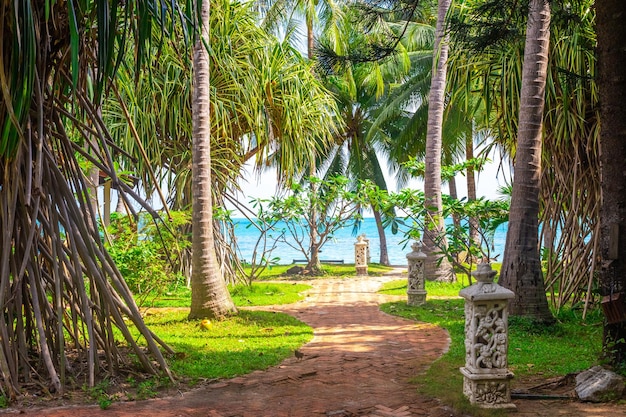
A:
[106,211,189,302]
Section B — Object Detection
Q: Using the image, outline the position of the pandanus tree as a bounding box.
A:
[104,0,340,282]
[0,0,190,398]
[450,0,598,314]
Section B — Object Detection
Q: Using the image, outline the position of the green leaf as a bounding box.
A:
[67,0,80,88]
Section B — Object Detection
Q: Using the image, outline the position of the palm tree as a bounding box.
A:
[450,0,599,312]
[258,0,346,273]
[596,0,626,367]
[497,0,553,322]
[320,6,477,269]
[189,0,238,319]
[422,0,456,282]
[104,0,341,281]
[316,9,434,266]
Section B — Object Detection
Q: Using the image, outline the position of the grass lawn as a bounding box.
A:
[378,274,605,416]
[140,309,313,381]
[247,262,394,280]
[139,282,311,308]
[107,279,315,406]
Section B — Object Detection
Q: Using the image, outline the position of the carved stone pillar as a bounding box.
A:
[406,241,427,306]
[361,234,371,264]
[459,263,516,409]
[354,235,368,275]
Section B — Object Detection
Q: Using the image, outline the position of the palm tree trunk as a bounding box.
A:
[307,15,314,60]
[466,135,480,248]
[448,176,461,230]
[423,0,455,282]
[498,0,553,322]
[597,0,626,365]
[373,209,390,265]
[189,0,237,319]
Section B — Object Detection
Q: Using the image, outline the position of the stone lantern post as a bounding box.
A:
[406,241,427,306]
[354,235,368,275]
[361,234,371,264]
[459,263,516,409]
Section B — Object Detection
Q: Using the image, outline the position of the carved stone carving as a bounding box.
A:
[354,235,368,275]
[406,241,427,306]
[465,302,508,371]
[459,263,516,409]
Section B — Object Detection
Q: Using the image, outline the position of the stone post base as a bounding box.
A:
[407,290,427,306]
[355,266,368,275]
[460,367,516,410]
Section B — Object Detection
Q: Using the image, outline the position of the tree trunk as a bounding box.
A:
[466,135,480,248]
[115,193,126,213]
[597,0,626,365]
[373,209,390,265]
[498,0,553,322]
[423,0,455,282]
[307,15,314,60]
[448,176,461,230]
[189,0,237,319]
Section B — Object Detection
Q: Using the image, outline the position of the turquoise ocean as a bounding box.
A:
[233,218,508,266]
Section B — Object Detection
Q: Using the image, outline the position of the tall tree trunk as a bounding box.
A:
[597,0,626,365]
[373,209,390,265]
[423,0,455,282]
[307,15,314,60]
[189,0,237,319]
[448,176,461,230]
[115,192,126,213]
[304,21,321,273]
[498,0,553,322]
[466,135,480,249]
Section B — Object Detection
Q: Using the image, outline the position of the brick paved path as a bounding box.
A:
[11,273,625,417]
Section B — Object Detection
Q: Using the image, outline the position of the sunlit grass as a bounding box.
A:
[136,309,313,380]
[138,282,310,308]
[378,262,502,297]
[248,262,394,280]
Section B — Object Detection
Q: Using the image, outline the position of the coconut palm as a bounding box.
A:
[189,0,238,319]
[596,1,626,366]
[420,0,456,282]
[491,0,554,321]
[452,0,599,314]
[314,7,433,265]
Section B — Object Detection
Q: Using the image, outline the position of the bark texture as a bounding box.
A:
[189,0,237,319]
[597,0,626,365]
[423,0,455,282]
[498,0,553,322]
[374,209,390,265]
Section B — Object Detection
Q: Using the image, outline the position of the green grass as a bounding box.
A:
[121,280,314,389]
[248,262,394,280]
[138,309,313,380]
[378,263,502,298]
[379,281,604,416]
[230,282,311,306]
[379,278,469,298]
[139,282,311,308]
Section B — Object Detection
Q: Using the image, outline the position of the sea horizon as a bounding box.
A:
[232,218,507,266]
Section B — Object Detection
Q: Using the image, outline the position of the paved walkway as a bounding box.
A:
[10,273,626,416]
